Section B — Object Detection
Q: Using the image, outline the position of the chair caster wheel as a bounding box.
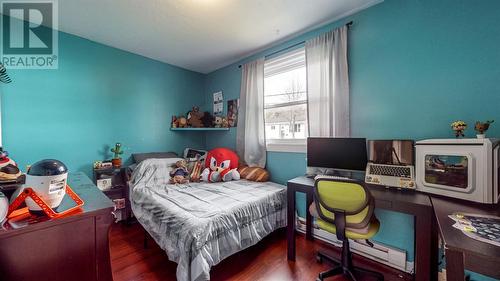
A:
[316,255,323,263]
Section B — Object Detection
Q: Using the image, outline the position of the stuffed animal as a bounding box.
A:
[201,111,214,128]
[214,116,223,128]
[0,150,21,181]
[221,117,229,128]
[169,159,189,184]
[176,116,188,128]
[201,148,240,182]
[238,165,269,182]
[171,116,178,128]
[187,106,204,128]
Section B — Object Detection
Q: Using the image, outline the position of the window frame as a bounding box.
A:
[263,47,307,153]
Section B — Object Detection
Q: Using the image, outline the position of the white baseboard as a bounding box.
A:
[296,216,414,274]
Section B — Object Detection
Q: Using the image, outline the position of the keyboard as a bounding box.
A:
[368,164,412,178]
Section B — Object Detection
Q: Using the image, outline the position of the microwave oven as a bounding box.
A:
[415,138,500,204]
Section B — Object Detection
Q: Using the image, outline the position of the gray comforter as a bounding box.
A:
[130,159,287,281]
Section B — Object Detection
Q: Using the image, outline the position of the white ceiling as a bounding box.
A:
[52,0,380,73]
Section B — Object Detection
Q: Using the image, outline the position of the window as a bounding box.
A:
[264,47,307,152]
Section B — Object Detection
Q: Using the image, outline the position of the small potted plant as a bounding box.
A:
[451,120,467,138]
[474,120,494,139]
[111,143,124,168]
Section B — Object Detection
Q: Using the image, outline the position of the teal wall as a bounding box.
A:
[2,1,499,279]
[2,21,205,176]
[204,0,500,271]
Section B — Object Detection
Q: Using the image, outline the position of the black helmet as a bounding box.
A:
[28,159,68,176]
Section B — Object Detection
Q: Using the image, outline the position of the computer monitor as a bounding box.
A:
[368,139,414,165]
[307,137,368,172]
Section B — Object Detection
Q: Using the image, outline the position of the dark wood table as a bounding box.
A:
[431,196,500,280]
[287,176,438,281]
[0,172,115,281]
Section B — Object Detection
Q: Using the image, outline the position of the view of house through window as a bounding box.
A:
[264,47,307,150]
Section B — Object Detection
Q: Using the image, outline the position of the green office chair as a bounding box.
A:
[311,178,383,281]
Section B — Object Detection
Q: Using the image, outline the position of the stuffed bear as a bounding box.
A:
[175,116,188,128]
[169,159,189,184]
[201,112,214,128]
[213,116,223,128]
[201,148,240,182]
[187,106,204,128]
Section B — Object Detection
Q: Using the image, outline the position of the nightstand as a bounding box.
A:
[93,167,131,222]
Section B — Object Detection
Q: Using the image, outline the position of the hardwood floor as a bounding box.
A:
[109,223,410,281]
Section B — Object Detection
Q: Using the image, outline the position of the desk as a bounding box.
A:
[0,172,115,281]
[287,176,438,281]
[431,196,500,280]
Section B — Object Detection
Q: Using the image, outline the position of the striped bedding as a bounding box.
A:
[130,159,287,281]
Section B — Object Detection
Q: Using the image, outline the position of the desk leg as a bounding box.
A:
[430,214,439,281]
[415,211,433,281]
[305,191,313,241]
[287,186,296,261]
[445,248,465,281]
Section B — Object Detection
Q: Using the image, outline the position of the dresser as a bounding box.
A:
[0,172,115,281]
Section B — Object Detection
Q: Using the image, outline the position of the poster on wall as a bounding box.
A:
[213,91,223,115]
[227,99,239,127]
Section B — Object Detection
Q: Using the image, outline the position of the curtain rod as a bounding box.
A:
[238,21,353,69]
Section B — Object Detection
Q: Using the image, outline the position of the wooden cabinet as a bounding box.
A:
[0,172,114,281]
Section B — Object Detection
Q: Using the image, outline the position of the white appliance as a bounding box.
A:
[415,138,500,204]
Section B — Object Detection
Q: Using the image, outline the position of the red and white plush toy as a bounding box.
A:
[201,148,240,182]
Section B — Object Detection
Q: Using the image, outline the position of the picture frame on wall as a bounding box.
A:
[213,91,223,115]
[227,99,239,127]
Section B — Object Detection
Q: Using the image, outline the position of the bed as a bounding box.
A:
[129,156,287,281]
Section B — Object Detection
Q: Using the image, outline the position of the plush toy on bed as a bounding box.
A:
[201,148,240,182]
[169,159,190,184]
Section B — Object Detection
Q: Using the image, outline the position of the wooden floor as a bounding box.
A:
[109,223,408,281]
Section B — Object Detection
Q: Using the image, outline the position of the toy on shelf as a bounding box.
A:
[187,106,204,128]
[177,116,188,128]
[214,116,223,128]
[169,159,190,184]
[201,111,214,128]
[451,120,467,138]
[0,149,21,181]
[475,120,494,139]
[221,117,229,128]
[111,143,124,168]
[201,148,240,182]
[171,116,178,128]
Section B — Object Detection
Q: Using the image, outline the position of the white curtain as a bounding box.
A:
[236,58,266,167]
[306,26,350,137]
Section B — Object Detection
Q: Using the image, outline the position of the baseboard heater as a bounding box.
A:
[296,216,414,274]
